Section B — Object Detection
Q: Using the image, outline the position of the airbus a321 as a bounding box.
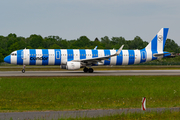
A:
[4,28,171,73]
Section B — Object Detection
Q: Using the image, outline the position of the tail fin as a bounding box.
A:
[145,28,169,53]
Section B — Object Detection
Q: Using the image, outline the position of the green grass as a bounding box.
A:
[0,76,180,112]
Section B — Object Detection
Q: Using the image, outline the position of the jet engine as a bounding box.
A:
[61,62,81,70]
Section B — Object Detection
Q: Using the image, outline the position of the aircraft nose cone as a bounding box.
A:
[4,56,11,64]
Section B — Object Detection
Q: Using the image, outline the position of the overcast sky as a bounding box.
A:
[0,0,180,45]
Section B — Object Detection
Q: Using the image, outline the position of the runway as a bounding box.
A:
[0,70,180,76]
[1,107,180,120]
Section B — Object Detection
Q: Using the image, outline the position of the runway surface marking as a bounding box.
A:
[1,107,179,120]
[0,70,180,76]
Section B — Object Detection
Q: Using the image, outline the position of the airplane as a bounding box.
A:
[4,28,171,73]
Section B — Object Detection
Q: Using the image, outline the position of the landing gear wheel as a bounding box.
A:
[89,68,94,73]
[22,65,26,73]
[83,67,89,73]
[22,69,25,73]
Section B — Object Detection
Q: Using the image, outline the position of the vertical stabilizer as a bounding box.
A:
[145,28,169,53]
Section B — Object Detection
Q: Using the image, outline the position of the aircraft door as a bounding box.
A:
[56,51,60,59]
[21,51,24,59]
[141,51,146,61]
[21,49,28,60]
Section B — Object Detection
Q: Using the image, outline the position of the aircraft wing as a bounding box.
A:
[72,45,124,64]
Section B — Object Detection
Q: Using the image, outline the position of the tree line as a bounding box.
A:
[0,33,179,62]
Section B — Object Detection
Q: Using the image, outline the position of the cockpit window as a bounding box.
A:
[11,53,17,56]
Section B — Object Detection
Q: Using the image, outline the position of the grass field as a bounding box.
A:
[0,76,180,112]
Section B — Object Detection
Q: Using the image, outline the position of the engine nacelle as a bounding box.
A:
[61,62,81,70]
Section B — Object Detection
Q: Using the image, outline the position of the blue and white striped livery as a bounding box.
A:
[4,28,171,73]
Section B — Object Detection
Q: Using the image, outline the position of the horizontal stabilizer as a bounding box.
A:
[153,53,170,57]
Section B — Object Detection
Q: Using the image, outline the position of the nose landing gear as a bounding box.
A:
[22,65,25,73]
[83,67,94,73]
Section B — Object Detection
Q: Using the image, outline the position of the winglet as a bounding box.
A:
[94,46,98,50]
[115,45,124,55]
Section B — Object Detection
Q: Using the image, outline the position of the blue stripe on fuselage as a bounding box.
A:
[116,50,123,65]
[80,50,86,59]
[17,50,23,65]
[92,50,98,58]
[104,50,110,65]
[42,49,49,65]
[30,49,36,65]
[92,50,98,66]
[67,49,73,61]
[54,49,61,65]
[128,50,135,65]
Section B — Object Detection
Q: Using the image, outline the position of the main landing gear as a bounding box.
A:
[83,67,94,73]
[22,65,25,73]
